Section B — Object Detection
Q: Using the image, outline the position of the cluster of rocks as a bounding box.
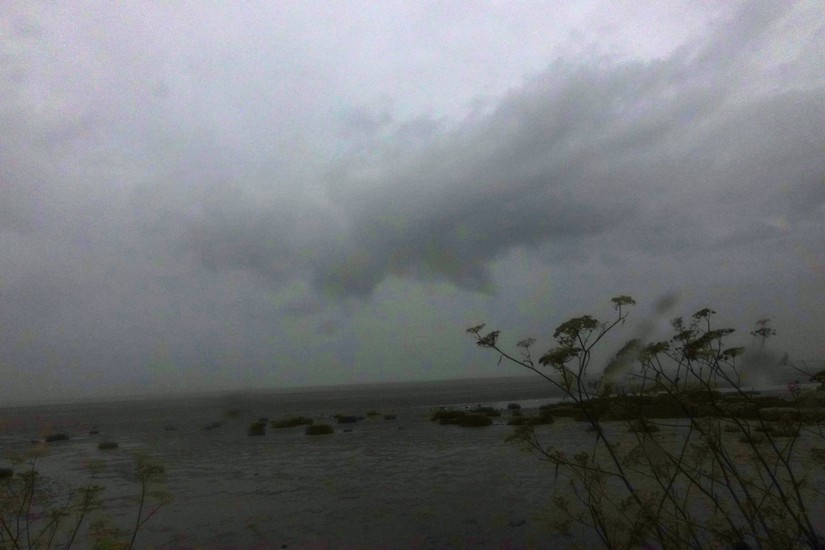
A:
[27,430,124,452]
[246,410,398,436]
[430,403,557,428]
[431,406,500,427]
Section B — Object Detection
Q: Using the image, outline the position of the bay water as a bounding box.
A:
[1,376,575,549]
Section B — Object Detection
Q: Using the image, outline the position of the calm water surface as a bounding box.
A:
[3,378,822,549]
[1,377,573,549]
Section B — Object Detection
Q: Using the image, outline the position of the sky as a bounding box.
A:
[1,1,824,405]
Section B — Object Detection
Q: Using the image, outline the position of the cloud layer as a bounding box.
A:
[1,1,824,403]
[187,2,825,297]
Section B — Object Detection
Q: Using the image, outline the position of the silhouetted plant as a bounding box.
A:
[0,448,168,549]
[811,369,825,391]
[470,297,825,549]
[125,451,169,550]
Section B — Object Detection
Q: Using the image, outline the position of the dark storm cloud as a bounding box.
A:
[186,2,824,298]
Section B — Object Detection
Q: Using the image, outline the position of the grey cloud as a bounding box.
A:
[188,204,300,279]
[341,105,394,138]
[1,1,823,403]
[185,3,824,298]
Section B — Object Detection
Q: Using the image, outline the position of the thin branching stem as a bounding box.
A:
[471,299,823,549]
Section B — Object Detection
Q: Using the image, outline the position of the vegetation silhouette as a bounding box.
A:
[0,448,168,549]
[470,296,825,549]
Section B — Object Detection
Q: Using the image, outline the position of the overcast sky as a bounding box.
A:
[1,1,824,405]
